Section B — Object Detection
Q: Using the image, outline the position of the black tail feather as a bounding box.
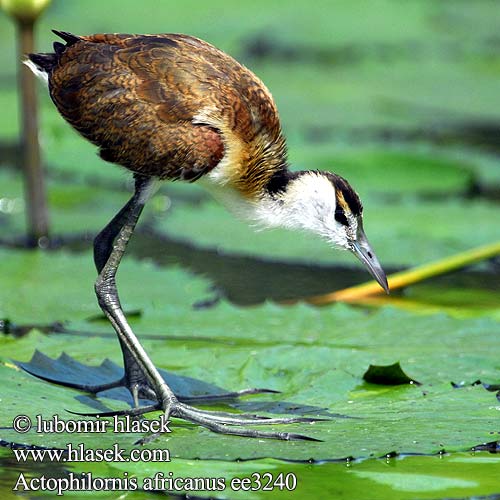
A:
[27,30,81,73]
[52,30,81,46]
[53,41,65,55]
[27,52,57,72]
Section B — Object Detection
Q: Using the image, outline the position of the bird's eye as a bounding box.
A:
[334,208,349,226]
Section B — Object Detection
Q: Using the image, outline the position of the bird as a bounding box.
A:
[26,30,388,441]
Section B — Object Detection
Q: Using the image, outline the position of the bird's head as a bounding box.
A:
[257,170,389,293]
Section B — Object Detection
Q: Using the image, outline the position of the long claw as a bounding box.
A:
[179,387,280,403]
[66,400,325,442]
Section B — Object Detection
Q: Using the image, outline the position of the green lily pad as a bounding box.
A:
[0,169,129,239]
[2,446,500,499]
[1,248,499,464]
[289,145,475,197]
[362,362,420,386]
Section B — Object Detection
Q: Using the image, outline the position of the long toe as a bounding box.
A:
[169,402,322,441]
[178,387,280,403]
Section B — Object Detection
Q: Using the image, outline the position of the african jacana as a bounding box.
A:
[27,30,388,441]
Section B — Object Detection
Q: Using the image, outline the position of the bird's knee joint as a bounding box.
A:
[94,274,119,308]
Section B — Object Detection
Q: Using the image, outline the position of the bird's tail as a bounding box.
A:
[26,52,58,73]
[25,30,81,81]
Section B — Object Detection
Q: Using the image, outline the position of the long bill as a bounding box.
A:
[350,223,389,294]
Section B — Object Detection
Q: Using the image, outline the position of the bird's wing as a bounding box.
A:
[50,34,227,180]
[49,33,285,185]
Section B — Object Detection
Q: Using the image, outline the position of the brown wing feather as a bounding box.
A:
[48,33,286,187]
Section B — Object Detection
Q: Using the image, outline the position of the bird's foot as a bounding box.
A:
[27,358,324,441]
[71,386,323,442]
[162,399,323,442]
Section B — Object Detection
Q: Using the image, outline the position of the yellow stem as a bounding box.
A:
[308,241,500,305]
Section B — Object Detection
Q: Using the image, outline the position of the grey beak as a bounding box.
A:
[349,222,389,294]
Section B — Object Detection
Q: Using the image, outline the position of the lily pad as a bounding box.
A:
[0,248,499,464]
[2,446,500,499]
[362,362,420,386]
[289,145,475,197]
[0,169,129,240]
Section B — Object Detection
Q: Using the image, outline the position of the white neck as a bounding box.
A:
[199,171,351,249]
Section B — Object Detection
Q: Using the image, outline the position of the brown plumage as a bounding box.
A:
[40,31,288,196]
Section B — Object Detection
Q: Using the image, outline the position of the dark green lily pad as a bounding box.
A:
[2,445,500,499]
[363,362,421,386]
[14,351,330,417]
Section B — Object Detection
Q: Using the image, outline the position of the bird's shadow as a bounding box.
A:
[15,350,347,419]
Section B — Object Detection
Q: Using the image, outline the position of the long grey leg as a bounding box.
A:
[93,175,176,409]
[90,175,320,440]
[88,187,153,400]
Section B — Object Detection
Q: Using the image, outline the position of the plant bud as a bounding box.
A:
[0,0,51,23]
